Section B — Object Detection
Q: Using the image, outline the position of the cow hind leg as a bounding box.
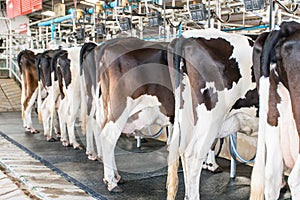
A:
[166,122,180,200]
[250,77,269,200]
[24,89,39,134]
[57,110,68,146]
[67,98,82,150]
[250,136,265,200]
[94,118,103,159]
[288,154,300,199]
[264,125,283,200]
[203,149,221,173]
[86,116,97,160]
[42,111,53,141]
[100,121,123,193]
[181,152,203,200]
[166,157,179,200]
[53,111,61,139]
[60,122,68,146]
[41,108,58,142]
[67,120,82,150]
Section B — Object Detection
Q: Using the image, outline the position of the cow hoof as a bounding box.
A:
[88,155,97,161]
[73,145,83,150]
[109,186,124,193]
[202,162,208,170]
[86,150,92,155]
[47,138,57,142]
[62,141,70,147]
[31,129,40,134]
[25,127,39,134]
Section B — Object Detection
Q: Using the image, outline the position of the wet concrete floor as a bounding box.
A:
[0,111,291,200]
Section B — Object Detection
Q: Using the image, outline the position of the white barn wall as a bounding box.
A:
[0,11,29,34]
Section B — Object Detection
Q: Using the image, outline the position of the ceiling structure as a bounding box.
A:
[1,0,300,40]
[27,0,85,23]
[23,0,300,30]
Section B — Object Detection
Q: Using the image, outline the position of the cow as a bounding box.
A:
[35,49,62,141]
[79,38,160,160]
[250,20,300,200]
[50,47,82,149]
[80,41,102,160]
[17,49,39,134]
[83,38,175,193]
[166,28,254,199]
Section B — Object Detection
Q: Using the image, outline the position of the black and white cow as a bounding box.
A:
[50,47,82,149]
[35,49,62,141]
[80,41,106,160]
[250,20,300,200]
[166,28,255,199]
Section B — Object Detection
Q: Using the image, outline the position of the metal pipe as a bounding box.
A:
[163,0,166,41]
[29,16,56,26]
[51,24,56,40]
[38,14,74,27]
[269,0,273,30]
[222,24,269,32]
[9,19,12,79]
[208,0,211,28]
[230,132,237,179]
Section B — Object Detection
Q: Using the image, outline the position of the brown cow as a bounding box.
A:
[93,38,174,192]
[17,49,39,134]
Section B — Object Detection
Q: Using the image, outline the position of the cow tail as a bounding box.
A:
[166,37,184,200]
[80,42,97,75]
[37,80,43,122]
[17,50,25,74]
[34,54,43,122]
[80,68,87,135]
[49,50,66,139]
[173,37,184,88]
[17,50,25,119]
[79,43,97,134]
[79,43,89,75]
[260,30,281,77]
[35,54,42,82]
[261,21,300,78]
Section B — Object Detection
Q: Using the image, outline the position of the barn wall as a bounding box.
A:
[0,12,29,34]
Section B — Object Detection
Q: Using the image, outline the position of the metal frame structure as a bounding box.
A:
[0,17,21,83]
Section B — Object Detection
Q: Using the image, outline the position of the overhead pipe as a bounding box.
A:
[222,24,269,32]
[38,13,75,41]
[38,14,75,27]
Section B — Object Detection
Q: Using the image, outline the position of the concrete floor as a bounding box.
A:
[0,111,291,200]
[0,78,21,112]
